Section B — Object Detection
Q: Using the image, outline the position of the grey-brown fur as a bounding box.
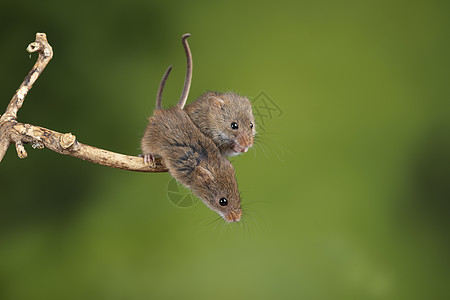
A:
[184,91,256,157]
[141,106,242,222]
[141,34,243,222]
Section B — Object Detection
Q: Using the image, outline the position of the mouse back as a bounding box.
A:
[144,106,242,222]
[141,34,242,222]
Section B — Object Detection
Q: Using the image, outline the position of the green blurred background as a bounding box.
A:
[1,0,449,299]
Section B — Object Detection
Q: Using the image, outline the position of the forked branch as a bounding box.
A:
[0,33,168,172]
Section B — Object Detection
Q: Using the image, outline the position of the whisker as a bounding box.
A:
[213,217,225,232]
[254,139,286,161]
[252,146,257,159]
[254,142,269,158]
[197,212,224,232]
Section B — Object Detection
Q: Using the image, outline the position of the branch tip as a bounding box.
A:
[1,32,168,173]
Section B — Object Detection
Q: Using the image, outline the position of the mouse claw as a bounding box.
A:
[143,154,156,168]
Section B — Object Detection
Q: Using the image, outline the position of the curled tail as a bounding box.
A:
[177,33,192,109]
[155,33,192,110]
[155,65,173,110]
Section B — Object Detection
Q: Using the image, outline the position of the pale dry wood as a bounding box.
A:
[1,33,53,122]
[0,33,168,172]
[0,138,9,160]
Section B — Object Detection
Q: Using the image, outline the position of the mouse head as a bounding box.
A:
[191,159,241,222]
[203,92,256,157]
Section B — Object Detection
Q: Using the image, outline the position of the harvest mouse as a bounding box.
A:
[154,37,256,158]
[184,91,256,157]
[141,34,242,222]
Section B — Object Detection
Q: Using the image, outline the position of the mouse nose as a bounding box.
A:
[224,209,242,222]
[237,134,253,149]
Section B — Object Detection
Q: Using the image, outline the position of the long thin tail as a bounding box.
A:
[177,33,192,109]
[155,65,173,110]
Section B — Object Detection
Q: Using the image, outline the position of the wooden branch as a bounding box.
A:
[1,33,53,122]
[0,33,168,173]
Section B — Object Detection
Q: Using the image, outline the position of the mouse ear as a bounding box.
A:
[194,166,214,183]
[210,96,225,109]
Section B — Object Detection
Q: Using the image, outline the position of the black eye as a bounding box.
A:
[219,198,228,206]
[231,122,238,130]
[250,122,254,128]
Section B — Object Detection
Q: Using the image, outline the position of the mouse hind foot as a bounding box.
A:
[144,154,156,167]
[140,153,162,168]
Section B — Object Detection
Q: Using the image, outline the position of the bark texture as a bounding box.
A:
[0,33,168,172]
